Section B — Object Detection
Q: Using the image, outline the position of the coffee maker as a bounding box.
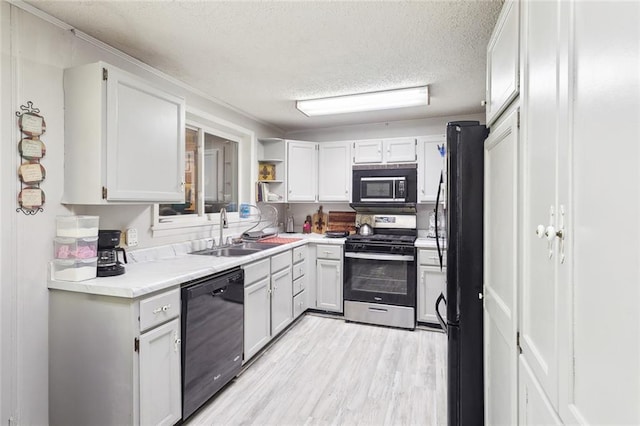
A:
[97,230,127,277]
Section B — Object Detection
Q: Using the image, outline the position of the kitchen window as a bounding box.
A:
[154,119,240,232]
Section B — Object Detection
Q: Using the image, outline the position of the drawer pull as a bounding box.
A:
[153,304,171,314]
[369,307,388,313]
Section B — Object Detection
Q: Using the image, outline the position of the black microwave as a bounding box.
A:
[351,166,417,211]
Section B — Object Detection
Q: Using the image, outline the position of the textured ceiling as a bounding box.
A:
[25,0,503,132]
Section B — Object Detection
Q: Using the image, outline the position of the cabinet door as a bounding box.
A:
[106,66,185,202]
[484,107,519,426]
[271,267,293,335]
[353,140,383,163]
[287,141,317,201]
[383,137,416,163]
[318,142,351,202]
[316,259,342,313]
[519,356,563,426]
[417,265,445,324]
[139,318,181,426]
[417,135,446,202]
[486,0,520,126]
[244,277,271,360]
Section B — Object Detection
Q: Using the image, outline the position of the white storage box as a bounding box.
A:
[51,257,98,282]
[54,236,98,259]
[56,215,99,238]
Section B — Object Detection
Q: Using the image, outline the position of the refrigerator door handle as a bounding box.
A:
[434,171,444,271]
[435,292,447,334]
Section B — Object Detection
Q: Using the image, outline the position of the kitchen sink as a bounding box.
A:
[190,241,282,257]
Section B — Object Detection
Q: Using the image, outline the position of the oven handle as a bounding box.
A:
[344,252,415,262]
[435,293,448,334]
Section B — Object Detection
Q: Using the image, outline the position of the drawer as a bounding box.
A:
[292,260,306,281]
[316,244,342,260]
[293,290,307,319]
[293,246,306,264]
[243,258,270,285]
[419,249,446,267]
[139,288,180,332]
[293,274,307,296]
[271,250,292,274]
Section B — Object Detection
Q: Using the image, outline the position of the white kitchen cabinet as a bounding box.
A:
[63,61,185,204]
[353,138,416,164]
[417,248,446,325]
[243,277,271,361]
[257,138,286,202]
[271,266,294,335]
[315,244,343,313]
[417,135,446,203]
[287,141,318,201]
[49,287,182,426]
[292,245,308,319]
[139,318,182,426]
[519,356,563,426]
[318,141,352,202]
[485,0,520,126]
[353,139,383,163]
[483,106,519,426]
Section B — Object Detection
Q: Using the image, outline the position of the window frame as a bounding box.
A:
[152,107,255,238]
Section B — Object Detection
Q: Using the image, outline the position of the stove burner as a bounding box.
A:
[346,233,417,245]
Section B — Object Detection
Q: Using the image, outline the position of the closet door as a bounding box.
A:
[519,0,562,410]
[483,107,519,426]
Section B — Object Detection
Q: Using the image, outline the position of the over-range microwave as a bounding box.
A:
[350,165,417,212]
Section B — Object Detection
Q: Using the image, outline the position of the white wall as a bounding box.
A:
[0,3,281,424]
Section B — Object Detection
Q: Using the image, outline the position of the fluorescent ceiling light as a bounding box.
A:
[296,86,430,116]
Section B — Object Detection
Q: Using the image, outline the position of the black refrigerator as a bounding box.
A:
[435,120,488,426]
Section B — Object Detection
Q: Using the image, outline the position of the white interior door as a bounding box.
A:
[519,0,561,409]
[483,107,519,426]
[558,1,640,424]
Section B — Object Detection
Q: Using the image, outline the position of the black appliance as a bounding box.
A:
[96,229,127,277]
[181,268,244,420]
[434,121,488,426]
[350,165,417,212]
[344,214,417,329]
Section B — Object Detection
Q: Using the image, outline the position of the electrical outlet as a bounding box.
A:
[126,228,138,247]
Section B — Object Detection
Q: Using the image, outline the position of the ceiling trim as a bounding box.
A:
[7,0,284,134]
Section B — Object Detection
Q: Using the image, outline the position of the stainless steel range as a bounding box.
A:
[344,214,417,329]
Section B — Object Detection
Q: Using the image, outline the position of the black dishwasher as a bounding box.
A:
[181,268,244,420]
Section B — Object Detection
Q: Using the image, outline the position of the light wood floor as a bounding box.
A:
[186,314,447,425]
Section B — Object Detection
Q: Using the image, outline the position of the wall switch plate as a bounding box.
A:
[126,228,138,247]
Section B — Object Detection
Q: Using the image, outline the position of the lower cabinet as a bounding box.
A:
[519,356,563,425]
[139,318,182,426]
[315,244,343,313]
[49,287,182,426]
[243,250,294,362]
[417,248,446,324]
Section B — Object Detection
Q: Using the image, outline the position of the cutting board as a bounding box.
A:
[312,205,327,234]
[327,211,357,234]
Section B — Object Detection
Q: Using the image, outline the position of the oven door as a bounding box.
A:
[344,251,416,306]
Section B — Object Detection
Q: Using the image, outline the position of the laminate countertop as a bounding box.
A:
[48,233,344,299]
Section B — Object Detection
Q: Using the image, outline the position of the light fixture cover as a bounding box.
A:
[296,86,429,116]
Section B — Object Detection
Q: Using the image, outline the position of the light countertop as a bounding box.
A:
[48,233,344,299]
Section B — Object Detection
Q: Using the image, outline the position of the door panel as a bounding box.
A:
[271,267,293,335]
[520,0,560,407]
[244,278,271,360]
[519,356,563,426]
[483,108,519,425]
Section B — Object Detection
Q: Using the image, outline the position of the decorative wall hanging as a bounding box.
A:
[16,101,46,215]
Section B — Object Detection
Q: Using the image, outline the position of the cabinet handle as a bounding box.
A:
[174,331,181,352]
[421,188,425,194]
[289,189,292,194]
[153,304,171,314]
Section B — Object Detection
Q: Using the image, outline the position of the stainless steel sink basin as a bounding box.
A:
[190,241,282,257]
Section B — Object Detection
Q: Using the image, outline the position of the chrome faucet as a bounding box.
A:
[219,207,228,247]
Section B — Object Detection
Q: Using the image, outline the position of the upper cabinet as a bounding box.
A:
[287,141,318,202]
[353,137,417,164]
[485,0,520,126]
[417,135,446,203]
[318,141,352,202]
[63,62,186,204]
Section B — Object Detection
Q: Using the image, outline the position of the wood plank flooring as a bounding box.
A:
[186,314,447,425]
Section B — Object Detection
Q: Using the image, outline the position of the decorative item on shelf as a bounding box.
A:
[312,205,327,234]
[258,162,276,181]
[15,101,46,215]
[303,215,312,234]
